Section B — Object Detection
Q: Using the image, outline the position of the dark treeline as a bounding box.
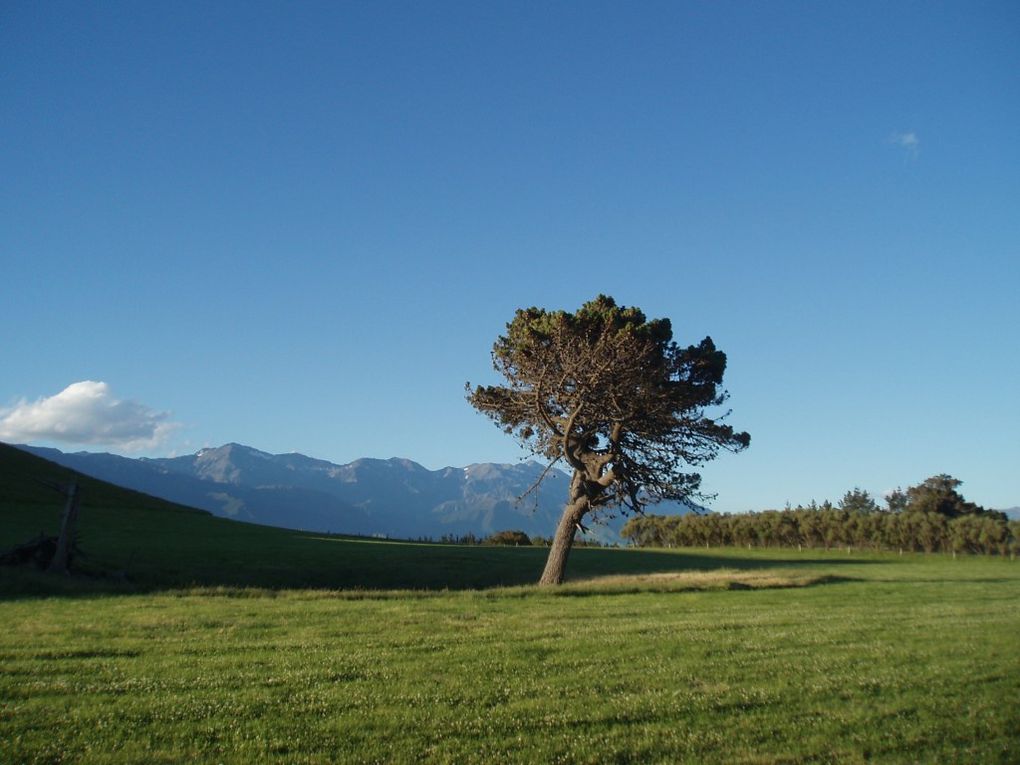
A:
[415,531,611,548]
[622,475,1019,557]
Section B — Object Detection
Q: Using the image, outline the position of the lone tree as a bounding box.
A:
[468,295,750,585]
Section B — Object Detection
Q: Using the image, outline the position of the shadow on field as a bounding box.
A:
[1,526,881,600]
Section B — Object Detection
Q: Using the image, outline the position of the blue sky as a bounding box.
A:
[2,1,1018,511]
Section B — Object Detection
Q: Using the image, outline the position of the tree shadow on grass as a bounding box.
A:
[568,548,885,577]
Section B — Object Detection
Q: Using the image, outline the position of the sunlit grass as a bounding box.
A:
[2,445,1017,762]
[2,552,1018,764]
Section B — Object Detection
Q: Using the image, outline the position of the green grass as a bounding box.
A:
[3,554,1018,764]
[3,445,1019,763]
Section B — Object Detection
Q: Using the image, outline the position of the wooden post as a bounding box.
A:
[48,482,80,575]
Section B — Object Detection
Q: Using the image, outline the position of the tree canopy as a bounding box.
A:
[839,487,879,514]
[468,295,749,584]
[904,474,984,518]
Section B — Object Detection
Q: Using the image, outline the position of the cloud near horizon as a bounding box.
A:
[0,381,180,451]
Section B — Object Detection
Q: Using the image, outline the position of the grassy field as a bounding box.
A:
[2,445,1019,763]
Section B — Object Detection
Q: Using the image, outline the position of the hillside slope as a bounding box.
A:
[0,443,700,594]
[0,442,209,520]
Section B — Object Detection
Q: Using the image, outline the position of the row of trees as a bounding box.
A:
[622,508,1018,555]
[622,476,1018,556]
[418,531,611,547]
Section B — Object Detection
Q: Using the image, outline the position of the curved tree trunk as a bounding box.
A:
[539,497,587,586]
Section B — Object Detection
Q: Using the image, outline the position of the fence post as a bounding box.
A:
[48,482,80,575]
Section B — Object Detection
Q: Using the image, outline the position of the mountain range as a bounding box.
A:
[14,443,701,542]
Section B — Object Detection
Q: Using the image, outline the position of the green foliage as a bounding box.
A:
[484,530,532,546]
[838,487,878,514]
[906,474,984,517]
[468,295,749,514]
[623,508,1016,555]
[623,475,1014,556]
[885,487,908,512]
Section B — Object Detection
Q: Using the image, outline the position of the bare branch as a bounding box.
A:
[518,456,563,503]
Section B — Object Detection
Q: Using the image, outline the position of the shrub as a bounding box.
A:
[484,530,532,546]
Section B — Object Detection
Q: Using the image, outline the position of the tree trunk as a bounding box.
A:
[539,500,585,586]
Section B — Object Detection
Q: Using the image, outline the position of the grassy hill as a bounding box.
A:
[0,441,212,517]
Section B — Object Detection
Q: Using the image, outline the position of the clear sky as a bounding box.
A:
[2,1,1018,512]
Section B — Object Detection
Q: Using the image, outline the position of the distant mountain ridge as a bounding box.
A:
[15,443,702,542]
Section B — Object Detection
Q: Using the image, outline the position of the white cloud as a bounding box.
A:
[0,381,180,451]
[889,131,920,158]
